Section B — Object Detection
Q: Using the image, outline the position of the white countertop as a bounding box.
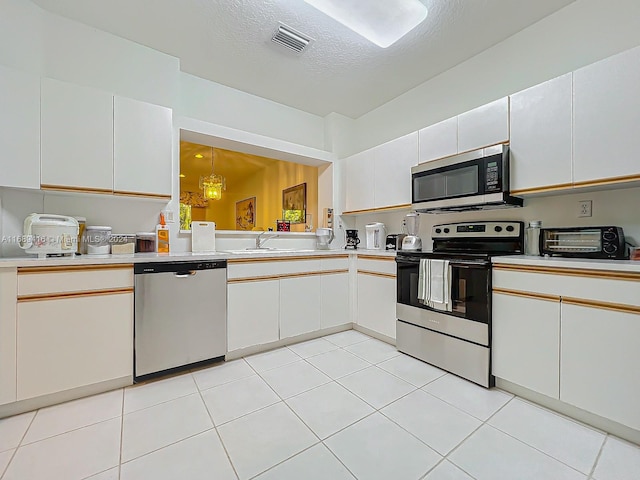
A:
[0,248,397,268]
[492,255,640,272]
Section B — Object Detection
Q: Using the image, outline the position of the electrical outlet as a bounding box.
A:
[578,200,592,218]
[162,209,176,223]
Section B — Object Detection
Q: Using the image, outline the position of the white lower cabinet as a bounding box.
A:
[279,276,321,339]
[16,292,133,400]
[227,280,279,351]
[492,293,560,398]
[356,273,396,339]
[560,303,640,430]
[321,272,350,329]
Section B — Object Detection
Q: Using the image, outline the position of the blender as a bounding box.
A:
[401,212,422,251]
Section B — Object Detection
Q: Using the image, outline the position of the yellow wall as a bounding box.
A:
[200,161,318,231]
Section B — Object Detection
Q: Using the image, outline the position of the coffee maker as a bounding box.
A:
[345,229,360,249]
[401,212,422,251]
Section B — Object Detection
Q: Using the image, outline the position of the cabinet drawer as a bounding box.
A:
[493,266,640,307]
[17,265,133,296]
[357,257,397,276]
[228,258,322,279]
[320,256,350,271]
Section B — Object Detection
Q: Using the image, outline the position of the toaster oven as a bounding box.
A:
[539,226,627,259]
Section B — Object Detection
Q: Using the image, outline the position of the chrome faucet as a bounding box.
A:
[255,232,279,249]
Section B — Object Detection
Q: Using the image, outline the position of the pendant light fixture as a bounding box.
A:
[199,148,226,200]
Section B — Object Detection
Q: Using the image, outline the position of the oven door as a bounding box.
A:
[396,255,491,345]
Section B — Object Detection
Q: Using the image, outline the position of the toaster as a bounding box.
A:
[539,226,627,259]
[19,213,79,258]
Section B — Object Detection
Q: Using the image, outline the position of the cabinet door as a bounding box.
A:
[374,132,418,208]
[16,292,133,400]
[509,73,573,194]
[280,276,321,339]
[457,97,509,152]
[41,78,113,192]
[344,149,374,212]
[356,273,396,339]
[227,280,279,351]
[492,293,560,398]
[418,117,457,164]
[321,272,350,329]
[560,302,640,430]
[113,96,172,197]
[0,66,40,189]
[573,45,640,184]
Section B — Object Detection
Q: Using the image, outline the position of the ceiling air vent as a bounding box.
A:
[271,24,313,54]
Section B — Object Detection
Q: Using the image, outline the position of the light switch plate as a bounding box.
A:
[578,200,592,217]
[162,209,176,223]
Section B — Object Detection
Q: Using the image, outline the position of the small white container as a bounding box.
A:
[85,226,112,255]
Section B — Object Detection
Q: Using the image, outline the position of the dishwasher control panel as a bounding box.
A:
[134,260,227,274]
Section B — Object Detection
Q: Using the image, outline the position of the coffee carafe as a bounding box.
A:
[345,229,360,249]
[401,212,422,251]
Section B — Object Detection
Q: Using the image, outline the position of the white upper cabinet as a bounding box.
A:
[0,66,40,189]
[418,117,457,164]
[113,96,172,198]
[457,97,509,153]
[374,132,418,208]
[573,45,640,185]
[344,149,374,212]
[509,73,573,194]
[41,78,113,192]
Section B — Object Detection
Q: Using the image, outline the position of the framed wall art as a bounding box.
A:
[282,183,306,224]
[235,196,256,230]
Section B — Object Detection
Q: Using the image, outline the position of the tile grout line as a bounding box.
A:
[429,393,517,480]
[0,407,39,480]
[243,342,373,479]
[587,434,608,480]
[196,378,241,480]
[118,387,125,480]
[484,405,604,477]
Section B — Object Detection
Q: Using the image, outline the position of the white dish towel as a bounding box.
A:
[427,259,452,312]
[417,258,430,304]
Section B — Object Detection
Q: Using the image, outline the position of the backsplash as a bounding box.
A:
[344,186,640,252]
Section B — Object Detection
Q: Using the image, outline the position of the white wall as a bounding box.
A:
[347,187,640,253]
[351,0,640,154]
[179,73,326,149]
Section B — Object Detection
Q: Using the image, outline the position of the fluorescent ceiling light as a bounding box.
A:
[304,0,428,48]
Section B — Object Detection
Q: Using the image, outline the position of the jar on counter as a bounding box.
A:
[136,232,156,253]
[525,221,542,256]
[74,216,86,254]
[85,226,112,254]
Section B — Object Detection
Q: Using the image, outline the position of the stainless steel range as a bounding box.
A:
[395,221,524,387]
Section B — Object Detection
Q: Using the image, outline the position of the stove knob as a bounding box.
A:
[603,231,616,241]
[435,228,442,234]
[494,226,503,232]
[603,243,618,254]
[444,228,450,234]
[506,225,515,232]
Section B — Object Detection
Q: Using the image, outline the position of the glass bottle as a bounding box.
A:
[525,221,542,256]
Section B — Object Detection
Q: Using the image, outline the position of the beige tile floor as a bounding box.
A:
[1,330,639,479]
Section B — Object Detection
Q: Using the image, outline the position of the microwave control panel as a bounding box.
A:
[484,158,502,193]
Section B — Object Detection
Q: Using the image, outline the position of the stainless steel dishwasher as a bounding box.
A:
[134,260,227,381]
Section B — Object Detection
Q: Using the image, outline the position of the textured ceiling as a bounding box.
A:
[31,0,575,118]
[180,142,279,194]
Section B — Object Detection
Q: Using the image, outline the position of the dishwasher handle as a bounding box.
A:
[174,271,197,278]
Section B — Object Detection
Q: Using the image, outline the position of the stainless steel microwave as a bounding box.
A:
[411,144,523,213]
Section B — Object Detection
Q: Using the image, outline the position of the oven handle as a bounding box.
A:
[396,258,488,267]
